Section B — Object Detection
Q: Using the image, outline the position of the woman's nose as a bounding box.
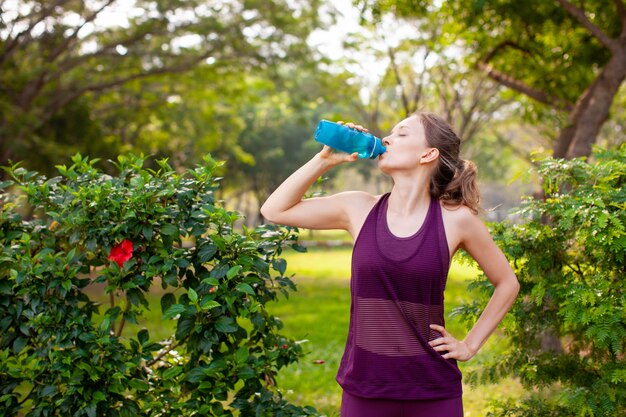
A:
[382,136,391,146]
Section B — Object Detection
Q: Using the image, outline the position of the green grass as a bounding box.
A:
[269,246,523,417]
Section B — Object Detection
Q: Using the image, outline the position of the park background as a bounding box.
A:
[1,1,625,416]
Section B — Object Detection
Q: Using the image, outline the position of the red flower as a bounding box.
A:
[108,239,133,267]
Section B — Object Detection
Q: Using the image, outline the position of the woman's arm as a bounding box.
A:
[430,208,520,360]
[260,147,352,229]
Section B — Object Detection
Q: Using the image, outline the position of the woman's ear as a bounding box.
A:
[419,148,439,164]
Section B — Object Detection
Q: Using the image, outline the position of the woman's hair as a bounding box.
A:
[414,111,481,214]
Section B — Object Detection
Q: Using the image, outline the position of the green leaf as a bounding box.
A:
[235,346,249,364]
[201,277,219,287]
[40,385,57,397]
[227,265,241,280]
[92,391,106,403]
[188,288,198,303]
[198,243,217,263]
[143,224,153,240]
[200,300,221,311]
[215,316,238,333]
[163,366,183,379]
[176,316,196,340]
[13,337,27,354]
[85,403,97,417]
[236,283,255,296]
[272,258,287,275]
[137,329,149,345]
[160,293,176,314]
[237,365,256,380]
[291,243,307,253]
[161,223,179,237]
[162,304,186,320]
[210,263,229,279]
[128,379,149,391]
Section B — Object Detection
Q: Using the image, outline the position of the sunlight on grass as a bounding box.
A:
[281,246,353,281]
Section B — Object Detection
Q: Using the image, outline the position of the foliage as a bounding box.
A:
[359,0,619,115]
[0,153,318,416]
[0,0,326,175]
[453,145,626,417]
[357,0,626,159]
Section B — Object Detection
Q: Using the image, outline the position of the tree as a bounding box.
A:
[358,0,626,159]
[0,0,324,173]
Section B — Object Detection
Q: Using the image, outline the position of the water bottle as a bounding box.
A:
[314,120,386,159]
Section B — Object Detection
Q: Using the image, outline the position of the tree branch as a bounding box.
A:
[48,24,167,80]
[47,0,116,63]
[411,49,430,113]
[115,293,132,337]
[147,340,183,367]
[556,0,617,50]
[386,46,410,117]
[482,40,533,64]
[617,0,626,22]
[39,52,214,130]
[0,0,71,66]
[477,62,574,111]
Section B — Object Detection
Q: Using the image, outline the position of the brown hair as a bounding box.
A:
[415,112,481,214]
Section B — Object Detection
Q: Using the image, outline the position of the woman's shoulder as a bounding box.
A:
[439,201,487,253]
[332,190,382,209]
[329,191,383,238]
[439,201,482,228]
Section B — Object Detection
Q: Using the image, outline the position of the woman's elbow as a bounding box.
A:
[260,204,273,223]
[509,275,521,298]
[260,203,281,224]
[496,273,520,297]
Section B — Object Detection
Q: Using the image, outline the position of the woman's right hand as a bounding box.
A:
[316,121,369,166]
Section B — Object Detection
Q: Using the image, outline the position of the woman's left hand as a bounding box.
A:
[428,324,476,361]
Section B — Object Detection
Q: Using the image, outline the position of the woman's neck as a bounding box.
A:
[388,171,431,216]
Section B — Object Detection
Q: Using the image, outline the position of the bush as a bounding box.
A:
[454,145,626,417]
[0,154,318,416]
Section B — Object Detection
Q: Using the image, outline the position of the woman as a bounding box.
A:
[260,112,520,417]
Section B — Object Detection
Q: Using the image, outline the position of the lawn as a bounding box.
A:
[269,244,524,417]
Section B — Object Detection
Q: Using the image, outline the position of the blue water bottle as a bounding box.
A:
[314,120,386,159]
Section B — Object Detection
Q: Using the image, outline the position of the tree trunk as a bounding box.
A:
[553,48,626,159]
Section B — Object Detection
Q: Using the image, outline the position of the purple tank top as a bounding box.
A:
[336,192,463,400]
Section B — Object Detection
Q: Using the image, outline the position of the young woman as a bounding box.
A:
[260,112,520,417]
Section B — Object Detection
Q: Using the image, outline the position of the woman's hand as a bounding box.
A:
[316,121,368,166]
[428,324,476,362]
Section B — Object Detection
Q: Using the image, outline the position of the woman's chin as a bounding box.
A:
[377,158,392,174]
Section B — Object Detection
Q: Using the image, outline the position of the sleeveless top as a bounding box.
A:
[336,192,463,400]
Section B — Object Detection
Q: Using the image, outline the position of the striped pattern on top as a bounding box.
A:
[355,297,443,357]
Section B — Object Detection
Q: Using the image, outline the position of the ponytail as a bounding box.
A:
[439,160,481,214]
[415,112,482,215]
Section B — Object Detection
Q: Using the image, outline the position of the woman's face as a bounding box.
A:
[377,115,436,174]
